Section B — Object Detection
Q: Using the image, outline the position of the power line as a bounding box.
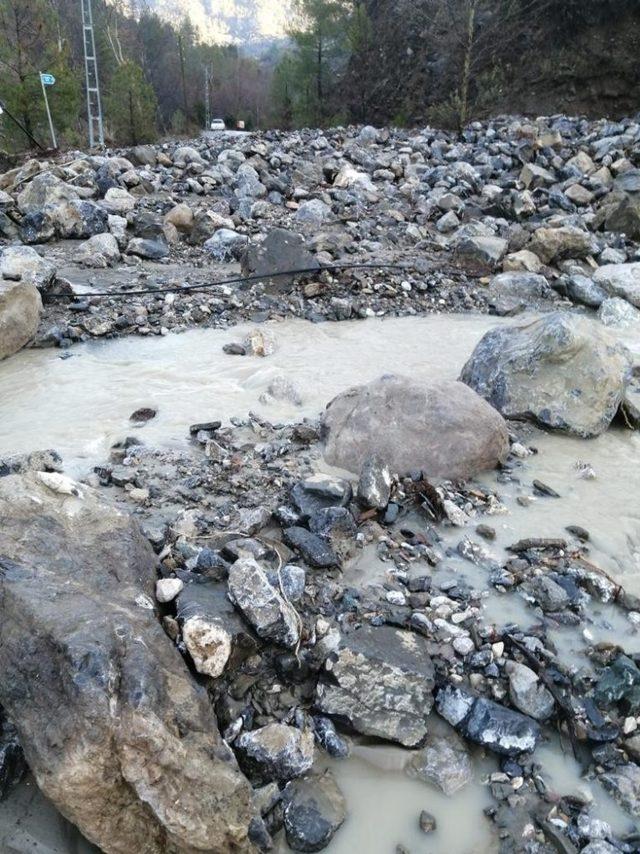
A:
[0,100,47,152]
[44,261,412,301]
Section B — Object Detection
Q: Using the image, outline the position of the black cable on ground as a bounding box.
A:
[44,261,412,301]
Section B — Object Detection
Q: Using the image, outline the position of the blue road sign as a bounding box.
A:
[40,73,56,86]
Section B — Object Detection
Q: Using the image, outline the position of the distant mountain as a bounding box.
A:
[141,0,292,44]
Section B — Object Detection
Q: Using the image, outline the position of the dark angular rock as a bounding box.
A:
[176,578,256,677]
[282,771,346,852]
[595,656,640,712]
[283,526,339,569]
[189,420,222,435]
[235,724,314,785]
[357,454,392,509]
[0,713,27,800]
[436,685,540,757]
[129,407,156,423]
[126,237,169,260]
[241,228,319,292]
[419,810,437,834]
[291,476,352,521]
[228,556,300,648]
[311,716,350,759]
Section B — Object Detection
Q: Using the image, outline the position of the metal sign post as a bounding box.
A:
[40,73,57,149]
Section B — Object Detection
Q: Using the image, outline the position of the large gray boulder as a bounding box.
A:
[593,262,640,308]
[488,272,558,315]
[605,194,640,240]
[0,473,257,853]
[460,313,631,438]
[322,374,509,479]
[74,233,121,268]
[48,199,109,239]
[17,172,79,214]
[0,279,42,360]
[0,245,56,290]
[241,228,319,291]
[528,225,593,264]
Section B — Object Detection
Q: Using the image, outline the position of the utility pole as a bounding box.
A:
[204,66,210,130]
[80,0,104,147]
[178,35,189,121]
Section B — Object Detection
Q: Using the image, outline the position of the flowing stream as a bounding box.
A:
[1,312,639,852]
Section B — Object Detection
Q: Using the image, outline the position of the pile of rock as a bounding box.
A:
[1,113,640,356]
[3,388,640,852]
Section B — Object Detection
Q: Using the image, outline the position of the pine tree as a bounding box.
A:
[287,0,351,125]
[0,0,78,149]
[105,60,157,145]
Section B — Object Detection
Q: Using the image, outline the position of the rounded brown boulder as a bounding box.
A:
[322,374,509,480]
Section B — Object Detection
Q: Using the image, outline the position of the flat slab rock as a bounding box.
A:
[322,374,509,480]
[436,684,541,757]
[460,312,632,438]
[315,624,435,747]
[0,473,257,853]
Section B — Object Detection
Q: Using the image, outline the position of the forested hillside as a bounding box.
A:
[270,0,640,129]
[0,0,274,150]
[139,0,290,44]
[1,0,639,154]
[343,0,640,126]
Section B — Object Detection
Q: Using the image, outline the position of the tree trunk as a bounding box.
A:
[178,35,189,121]
[459,0,478,130]
[317,36,323,123]
[129,87,137,145]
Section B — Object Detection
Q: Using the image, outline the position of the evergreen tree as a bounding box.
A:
[105,60,157,145]
[286,0,351,125]
[0,0,78,147]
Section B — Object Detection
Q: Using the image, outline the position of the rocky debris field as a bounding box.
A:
[0,113,640,352]
[2,114,640,854]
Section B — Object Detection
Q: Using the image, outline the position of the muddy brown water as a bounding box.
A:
[1,312,639,852]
